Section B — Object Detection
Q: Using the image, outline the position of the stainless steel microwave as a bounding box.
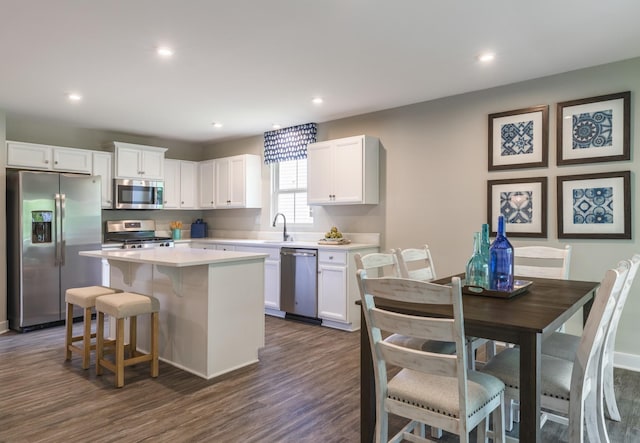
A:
[113,178,164,209]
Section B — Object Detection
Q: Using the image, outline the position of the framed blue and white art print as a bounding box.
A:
[557,171,631,239]
[488,105,549,171]
[557,91,630,166]
[487,177,547,238]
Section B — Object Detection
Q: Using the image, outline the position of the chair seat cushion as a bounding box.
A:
[481,348,573,401]
[65,286,118,308]
[542,331,580,361]
[95,292,160,318]
[384,334,456,354]
[387,369,504,419]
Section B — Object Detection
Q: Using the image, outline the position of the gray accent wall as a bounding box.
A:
[0,111,6,333]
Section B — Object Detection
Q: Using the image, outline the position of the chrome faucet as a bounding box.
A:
[272,212,290,242]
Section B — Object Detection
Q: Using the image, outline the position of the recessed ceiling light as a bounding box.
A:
[67,93,82,102]
[477,52,495,63]
[312,97,323,105]
[212,122,223,128]
[272,124,281,130]
[157,46,174,57]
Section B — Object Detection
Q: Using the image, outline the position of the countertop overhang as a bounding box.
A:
[80,248,268,267]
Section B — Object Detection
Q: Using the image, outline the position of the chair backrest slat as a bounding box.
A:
[379,341,458,377]
[513,245,571,280]
[370,308,456,343]
[395,245,437,281]
[354,252,400,278]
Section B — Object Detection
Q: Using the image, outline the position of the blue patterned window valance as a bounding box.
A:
[263,123,317,164]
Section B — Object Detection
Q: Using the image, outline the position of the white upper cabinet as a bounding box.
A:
[307,135,379,205]
[7,141,92,174]
[110,141,167,179]
[198,160,216,208]
[164,159,198,209]
[92,151,113,208]
[214,154,261,209]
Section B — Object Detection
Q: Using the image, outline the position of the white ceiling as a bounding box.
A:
[2,0,640,144]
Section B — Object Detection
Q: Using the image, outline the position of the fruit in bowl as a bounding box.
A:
[325,226,343,239]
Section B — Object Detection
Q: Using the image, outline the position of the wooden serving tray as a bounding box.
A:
[462,280,533,299]
[317,238,351,245]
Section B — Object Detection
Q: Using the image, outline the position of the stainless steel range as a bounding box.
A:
[105,220,174,249]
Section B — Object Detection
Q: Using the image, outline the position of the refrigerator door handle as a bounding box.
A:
[60,193,66,265]
[55,193,62,265]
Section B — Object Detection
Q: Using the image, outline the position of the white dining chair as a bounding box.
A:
[357,271,506,443]
[481,260,630,443]
[394,245,437,281]
[394,246,494,371]
[355,251,456,355]
[542,253,640,423]
[514,245,572,280]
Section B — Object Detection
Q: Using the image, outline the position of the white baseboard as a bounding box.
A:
[0,320,8,335]
[614,351,640,372]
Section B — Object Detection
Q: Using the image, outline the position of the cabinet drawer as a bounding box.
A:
[319,250,347,265]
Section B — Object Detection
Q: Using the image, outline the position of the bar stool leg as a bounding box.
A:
[65,303,74,361]
[151,312,159,378]
[116,318,125,388]
[129,316,138,358]
[96,312,105,376]
[82,306,92,369]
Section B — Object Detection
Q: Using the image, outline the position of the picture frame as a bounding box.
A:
[487,177,547,238]
[488,105,549,171]
[556,91,630,166]
[557,171,631,239]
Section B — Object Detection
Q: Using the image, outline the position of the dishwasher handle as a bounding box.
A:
[281,250,317,258]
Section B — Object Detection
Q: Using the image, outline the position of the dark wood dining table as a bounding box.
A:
[359,274,600,443]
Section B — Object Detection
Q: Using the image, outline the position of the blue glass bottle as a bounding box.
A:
[489,215,514,291]
[466,232,489,288]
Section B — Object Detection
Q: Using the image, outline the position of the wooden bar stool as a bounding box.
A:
[95,292,160,388]
[65,285,121,369]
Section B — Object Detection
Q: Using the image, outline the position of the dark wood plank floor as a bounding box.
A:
[1,317,639,442]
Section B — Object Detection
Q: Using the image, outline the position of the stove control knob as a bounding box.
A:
[121,244,126,249]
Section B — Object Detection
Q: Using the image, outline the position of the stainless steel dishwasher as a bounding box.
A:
[280,247,320,323]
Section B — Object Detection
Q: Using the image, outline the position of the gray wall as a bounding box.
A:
[203,57,640,358]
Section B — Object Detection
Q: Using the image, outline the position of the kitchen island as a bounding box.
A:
[80,248,268,379]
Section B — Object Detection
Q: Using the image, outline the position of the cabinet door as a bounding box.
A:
[163,159,180,209]
[215,158,231,207]
[228,156,246,207]
[215,244,236,251]
[141,149,164,179]
[318,263,348,322]
[92,152,113,208]
[6,142,52,170]
[332,138,364,203]
[198,160,216,208]
[53,148,92,173]
[307,141,334,204]
[264,259,280,310]
[180,161,198,208]
[116,146,142,178]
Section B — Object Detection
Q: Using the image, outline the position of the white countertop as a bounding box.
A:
[81,248,268,267]
[181,238,379,251]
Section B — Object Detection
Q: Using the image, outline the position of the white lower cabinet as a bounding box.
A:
[318,261,348,322]
[317,247,378,331]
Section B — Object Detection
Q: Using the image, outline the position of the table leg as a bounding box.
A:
[360,307,375,443]
[518,332,542,443]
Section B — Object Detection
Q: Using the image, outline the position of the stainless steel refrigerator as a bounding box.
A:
[7,170,102,331]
